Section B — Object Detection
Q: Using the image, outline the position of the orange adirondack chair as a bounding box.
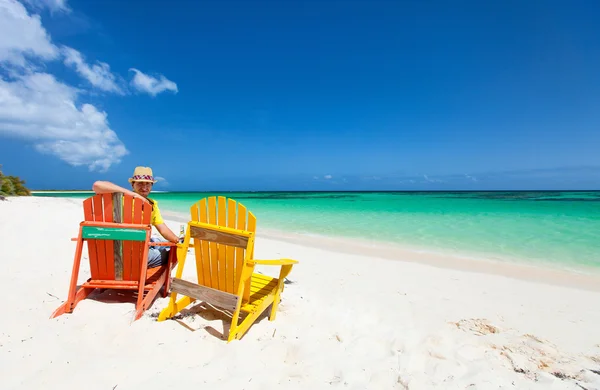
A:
[51,192,178,321]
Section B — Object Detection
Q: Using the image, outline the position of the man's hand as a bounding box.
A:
[156,223,180,243]
[131,192,151,205]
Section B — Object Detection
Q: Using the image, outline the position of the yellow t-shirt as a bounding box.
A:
[149,198,164,226]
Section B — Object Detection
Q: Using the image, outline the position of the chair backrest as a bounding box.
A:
[188,196,256,297]
[82,193,152,281]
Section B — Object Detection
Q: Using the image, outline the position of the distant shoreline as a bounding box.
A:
[31,190,94,193]
[30,189,600,193]
[31,190,169,194]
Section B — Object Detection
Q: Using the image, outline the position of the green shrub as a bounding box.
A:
[8,176,31,196]
[1,177,14,194]
[0,165,31,196]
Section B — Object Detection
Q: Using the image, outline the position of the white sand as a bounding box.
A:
[1,196,599,390]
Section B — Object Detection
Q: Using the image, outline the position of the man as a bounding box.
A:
[92,166,179,268]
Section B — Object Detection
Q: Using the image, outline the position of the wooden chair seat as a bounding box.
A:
[240,273,279,313]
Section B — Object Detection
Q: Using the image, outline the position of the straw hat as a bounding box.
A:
[128,166,157,184]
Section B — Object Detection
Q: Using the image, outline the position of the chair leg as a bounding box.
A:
[269,288,282,321]
[157,295,196,321]
[270,265,293,321]
[228,307,242,342]
[135,271,167,321]
[229,297,273,342]
[51,286,95,318]
[51,234,88,318]
[133,236,152,321]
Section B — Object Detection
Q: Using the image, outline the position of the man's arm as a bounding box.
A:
[156,223,180,243]
[92,181,148,203]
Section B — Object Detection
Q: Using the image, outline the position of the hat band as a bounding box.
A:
[132,174,154,181]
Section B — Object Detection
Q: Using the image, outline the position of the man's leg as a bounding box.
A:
[147,237,170,268]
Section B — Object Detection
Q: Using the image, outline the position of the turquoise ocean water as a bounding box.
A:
[33,191,600,273]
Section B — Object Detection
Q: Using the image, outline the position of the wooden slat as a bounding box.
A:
[132,198,143,223]
[235,203,247,290]
[207,197,219,289]
[226,198,237,294]
[123,194,133,224]
[170,278,239,312]
[145,264,167,284]
[189,225,249,248]
[122,194,134,280]
[81,222,147,241]
[142,201,152,224]
[199,199,211,287]
[102,193,116,279]
[244,208,256,303]
[112,193,123,280]
[130,198,143,282]
[92,195,108,279]
[85,280,138,287]
[217,196,227,292]
[82,197,94,221]
[247,211,256,232]
[251,273,276,285]
[102,193,113,222]
[251,277,277,293]
[92,195,104,223]
[83,198,101,280]
[247,210,257,255]
[102,193,113,221]
[199,198,208,223]
[84,282,158,290]
[190,202,200,223]
[190,202,205,286]
[246,275,278,306]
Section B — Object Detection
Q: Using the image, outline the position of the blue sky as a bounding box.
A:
[0,0,599,191]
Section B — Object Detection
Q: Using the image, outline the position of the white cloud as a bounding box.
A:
[0,0,126,171]
[324,174,332,179]
[62,46,124,94]
[423,174,444,183]
[154,176,169,187]
[0,0,176,171]
[0,0,59,67]
[0,72,128,171]
[129,68,178,96]
[22,0,70,13]
[465,174,478,182]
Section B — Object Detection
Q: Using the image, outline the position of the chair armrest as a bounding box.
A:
[250,258,298,266]
[70,238,181,248]
[71,239,180,247]
[146,242,179,247]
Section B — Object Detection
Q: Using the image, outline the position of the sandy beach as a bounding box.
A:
[1,196,599,390]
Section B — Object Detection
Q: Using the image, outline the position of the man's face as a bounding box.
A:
[132,181,153,197]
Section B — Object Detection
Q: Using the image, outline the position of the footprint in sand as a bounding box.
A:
[451,318,501,336]
[450,318,600,388]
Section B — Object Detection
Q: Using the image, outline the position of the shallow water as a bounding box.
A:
[33,191,600,272]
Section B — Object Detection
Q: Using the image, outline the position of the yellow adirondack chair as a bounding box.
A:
[157,196,298,342]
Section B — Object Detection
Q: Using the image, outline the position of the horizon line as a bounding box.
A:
[30,189,600,193]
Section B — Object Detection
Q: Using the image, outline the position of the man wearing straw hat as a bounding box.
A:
[92,166,180,268]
